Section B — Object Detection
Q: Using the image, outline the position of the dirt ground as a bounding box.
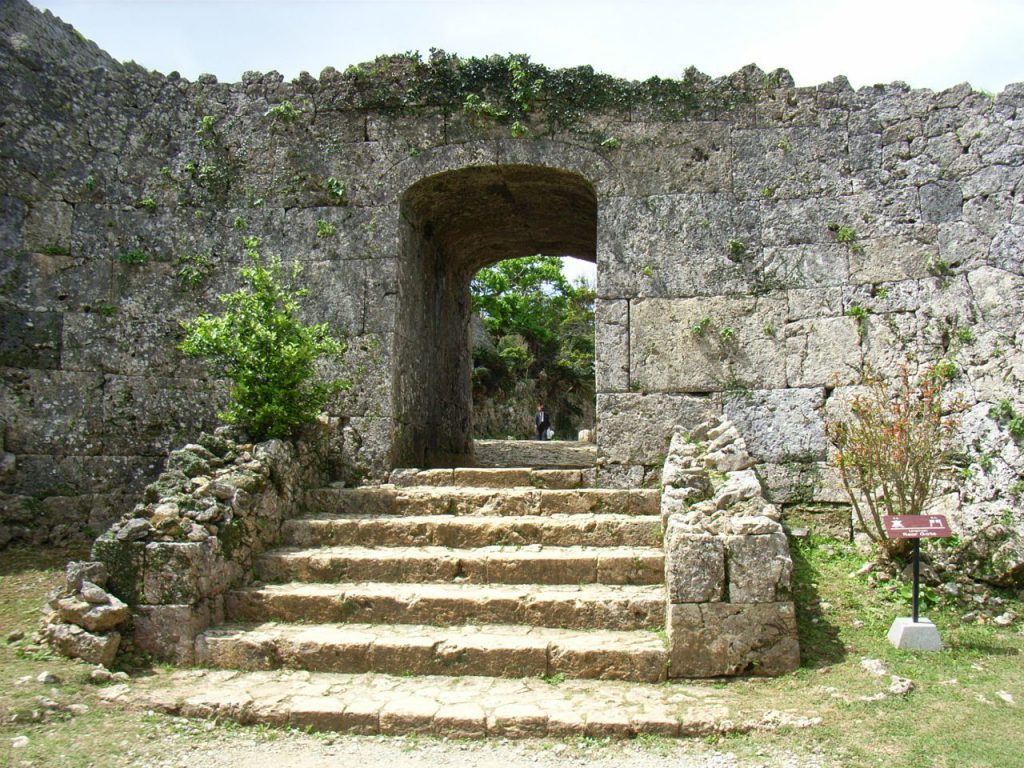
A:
[142,730,826,768]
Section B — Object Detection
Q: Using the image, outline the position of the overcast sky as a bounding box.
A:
[29,0,1024,282]
[32,0,1024,93]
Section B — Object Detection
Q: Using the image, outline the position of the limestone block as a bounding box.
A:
[54,593,129,632]
[754,244,850,290]
[664,524,726,603]
[597,195,753,300]
[60,312,204,378]
[705,422,740,452]
[100,375,225,455]
[630,296,787,392]
[662,459,710,494]
[660,486,702,521]
[294,258,368,334]
[967,266,1024,336]
[726,533,793,602]
[760,197,836,247]
[787,286,844,321]
[849,236,934,284]
[919,180,963,223]
[0,309,63,370]
[755,462,849,505]
[785,317,862,387]
[0,195,25,253]
[91,537,146,606]
[64,561,109,592]
[989,223,1024,275]
[324,333,393,419]
[712,470,762,510]
[1,369,104,454]
[724,388,827,463]
[597,393,717,465]
[24,200,73,252]
[606,122,733,198]
[703,444,756,472]
[134,603,213,664]
[43,623,120,668]
[667,602,800,677]
[595,299,629,392]
[143,541,237,605]
[731,126,852,199]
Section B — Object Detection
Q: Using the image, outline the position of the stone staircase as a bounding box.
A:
[194,465,669,683]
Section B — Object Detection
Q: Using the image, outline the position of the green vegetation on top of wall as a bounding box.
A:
[341,50,773,133]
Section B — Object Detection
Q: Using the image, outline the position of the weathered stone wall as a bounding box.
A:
[661,419,799,676]
[42,419,336,664]
[2,0,1023,546]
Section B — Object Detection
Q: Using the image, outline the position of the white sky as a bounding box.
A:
[33,0,1024,92]
[30,0,1024,283]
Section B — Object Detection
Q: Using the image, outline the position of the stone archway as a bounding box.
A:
[392,165,597,468]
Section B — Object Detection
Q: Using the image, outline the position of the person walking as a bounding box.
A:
[535,404,551,441]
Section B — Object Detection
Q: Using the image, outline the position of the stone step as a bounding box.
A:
[281,513,663,549]
[226,582,664,631]
[256,545,664,586]
[473,439,597,468]
[195,622,667,682]
[303,486,660,518]
[389,467,591,489]
[100,669,740,739]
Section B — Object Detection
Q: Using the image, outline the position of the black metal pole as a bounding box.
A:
[912,537,920,623]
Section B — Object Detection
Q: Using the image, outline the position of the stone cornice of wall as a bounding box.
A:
[661,418,800,677]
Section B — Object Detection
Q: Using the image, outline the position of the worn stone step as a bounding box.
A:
[256,545,664,586]
[389,467,590,489]
[302,486,660,518]
[473,439,597,468]
[281,513,663,549]
[226,582,664,631]
[101,669,742,739]
[196,622,667,682]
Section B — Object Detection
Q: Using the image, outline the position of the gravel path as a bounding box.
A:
[147,731,827,768]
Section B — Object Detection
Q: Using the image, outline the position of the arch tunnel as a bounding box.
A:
[392,164,598,467]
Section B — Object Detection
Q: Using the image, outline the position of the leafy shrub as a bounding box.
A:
[265,101,301,122]
[827,364,962,559]
[179,238,348,440]
[990,399,1024,441]
[176,251,213,289]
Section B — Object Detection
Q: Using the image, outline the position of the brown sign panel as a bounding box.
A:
[882,515,953,539]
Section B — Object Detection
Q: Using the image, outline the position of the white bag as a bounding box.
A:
[545,428,554,440]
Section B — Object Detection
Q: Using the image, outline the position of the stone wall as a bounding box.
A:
[661,419,800,676]
[2,0,1023,546]
[42,419,336,664]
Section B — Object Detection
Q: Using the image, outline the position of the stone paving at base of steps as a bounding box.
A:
[98,669,819,739]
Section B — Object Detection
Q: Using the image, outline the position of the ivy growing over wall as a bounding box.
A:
[341,50,769,134]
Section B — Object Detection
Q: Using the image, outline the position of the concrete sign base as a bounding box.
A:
[887,617,943,651]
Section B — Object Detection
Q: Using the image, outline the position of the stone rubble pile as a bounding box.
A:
[662,418,800,677]
[42,421,335,666]
[41,560,129,666]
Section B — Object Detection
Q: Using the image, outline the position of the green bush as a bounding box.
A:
[179,238,348,440]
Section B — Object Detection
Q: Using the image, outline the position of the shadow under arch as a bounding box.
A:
[393,164,597,468]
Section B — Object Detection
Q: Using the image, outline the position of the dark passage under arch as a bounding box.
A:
[393,164,597,467]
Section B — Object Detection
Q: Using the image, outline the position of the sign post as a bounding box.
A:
[881,514,952,651]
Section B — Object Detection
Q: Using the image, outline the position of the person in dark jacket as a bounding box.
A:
[535,404,551,440]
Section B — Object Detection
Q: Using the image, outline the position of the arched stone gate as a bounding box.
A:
[392,164,597,467]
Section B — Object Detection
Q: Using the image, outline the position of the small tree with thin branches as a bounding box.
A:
[827,364,962,559]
